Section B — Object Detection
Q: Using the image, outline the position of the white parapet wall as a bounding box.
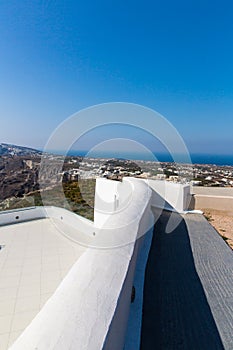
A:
[9,177,154,350]
[146,179,191,212]
[191,186,233,214]
[0,205,95,237]
[5,177,193,350]
[94,177,134,228]
[0,206,47,226]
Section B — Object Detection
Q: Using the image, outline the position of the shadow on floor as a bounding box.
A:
[140,210,224,350]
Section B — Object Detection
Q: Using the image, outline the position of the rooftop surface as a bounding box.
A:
[0,218,86,350]
[141,210,233,350]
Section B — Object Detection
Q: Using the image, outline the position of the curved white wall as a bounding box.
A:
[94,177,134,228]
[2,177,193,350]
[9,178,153,350]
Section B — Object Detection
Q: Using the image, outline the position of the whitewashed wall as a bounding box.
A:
[147,179,191,212]
[94,177,133,228]
[6,178,192,350]
[0,206,46,225]
[9,178,154,350]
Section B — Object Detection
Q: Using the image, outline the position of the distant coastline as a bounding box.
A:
[189,154,233,167]
[2,142,232,167]
[48,150,233,167]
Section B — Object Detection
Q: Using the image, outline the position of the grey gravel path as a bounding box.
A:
[140,210,233,350]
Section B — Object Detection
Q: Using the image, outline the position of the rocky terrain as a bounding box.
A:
[0,144,94,219]
[0,144,42,203]
[0,156,40,200]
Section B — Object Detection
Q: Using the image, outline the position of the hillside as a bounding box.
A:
[0,144,94,220]
[0,143,42,156]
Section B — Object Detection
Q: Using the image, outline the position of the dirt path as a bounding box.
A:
[203,210,233,249]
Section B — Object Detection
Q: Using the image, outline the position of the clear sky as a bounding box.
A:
[0,0,233,155]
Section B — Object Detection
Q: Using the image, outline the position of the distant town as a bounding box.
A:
[1,142,233,217]
[61,155,233,187]
[1,143,233,197]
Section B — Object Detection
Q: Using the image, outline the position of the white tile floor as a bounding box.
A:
[0,218,86,350]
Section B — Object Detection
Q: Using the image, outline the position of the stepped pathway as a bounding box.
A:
[140,210,233,350]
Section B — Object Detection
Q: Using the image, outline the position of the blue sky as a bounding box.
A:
[0,0,233,155]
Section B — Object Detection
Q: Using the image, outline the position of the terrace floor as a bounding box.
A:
[140,210,233,350]
[0,218,86,350]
